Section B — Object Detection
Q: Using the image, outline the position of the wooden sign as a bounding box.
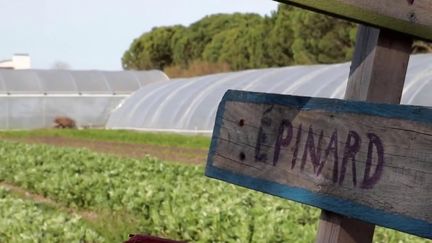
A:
[276,0,432,41]
[205,90,432,239]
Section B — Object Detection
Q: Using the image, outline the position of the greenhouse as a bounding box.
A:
[107,54,432,134]
[0,69,168,129]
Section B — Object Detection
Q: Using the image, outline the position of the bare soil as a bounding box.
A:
[4,136,208,165]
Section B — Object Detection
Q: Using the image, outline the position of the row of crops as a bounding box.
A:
[0,139,429,242]
[0,188,104,242]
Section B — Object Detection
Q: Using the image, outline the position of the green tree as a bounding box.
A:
[122,26,183,70]
[289,9,357,64]
[173,13,263,67]
[265,4,295,67]
[202,15,269,70]
[122,4,364,72]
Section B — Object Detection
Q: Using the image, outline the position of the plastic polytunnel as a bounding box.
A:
[0,69,169,129]
[106,54,432,134]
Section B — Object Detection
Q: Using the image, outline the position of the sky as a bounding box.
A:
[0,0,278,70]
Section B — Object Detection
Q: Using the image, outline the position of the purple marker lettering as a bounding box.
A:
[301,126,324,173]
[273,119,293,166]
[339,131,361,186]
[361,133,385,189]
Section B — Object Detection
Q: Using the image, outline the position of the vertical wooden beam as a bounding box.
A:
[316,210,375,243]
[345,25,413,102]
[316,25,413,243]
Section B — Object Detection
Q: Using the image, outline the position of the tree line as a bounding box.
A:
[122,4,431,77]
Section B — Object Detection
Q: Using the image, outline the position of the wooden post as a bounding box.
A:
[345,25,413,103]
[316,211,375,243]
[206,89,432,240]
[316,24,413,243]
[207,1,432,241]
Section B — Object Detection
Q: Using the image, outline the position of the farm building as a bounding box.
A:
[0,69,168,129]
[106,54,432,134]
[0,54,31,70]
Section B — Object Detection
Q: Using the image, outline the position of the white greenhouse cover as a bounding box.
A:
[106,54,432,134]
[0,69,169,129]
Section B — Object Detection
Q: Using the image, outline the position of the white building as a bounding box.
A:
[0,54,31,69]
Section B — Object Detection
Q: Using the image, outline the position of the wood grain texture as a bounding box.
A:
[345,27,412,103]
[316,211,375,243]
[324,25,413,243]
[205,90,432,239]
[276,0,432,41]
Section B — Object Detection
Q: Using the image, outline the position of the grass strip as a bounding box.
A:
[0,129,211,150]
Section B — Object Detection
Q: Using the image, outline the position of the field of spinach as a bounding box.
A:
[0,139,428,242]
[0,188,104,242]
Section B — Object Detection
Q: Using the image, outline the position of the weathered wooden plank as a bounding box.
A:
[275,0,432,41]
[319,25,413,243]
[346,26,412,103]
[205,89,432,239]
[316,211,375,243]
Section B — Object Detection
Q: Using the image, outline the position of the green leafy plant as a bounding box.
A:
[0,188,104,242]
[0,141,428,242]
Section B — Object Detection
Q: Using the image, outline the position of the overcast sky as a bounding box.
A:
[0,0,278,70]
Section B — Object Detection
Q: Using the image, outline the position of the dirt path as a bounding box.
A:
[4,136,208,165]
[0,181,98,221]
